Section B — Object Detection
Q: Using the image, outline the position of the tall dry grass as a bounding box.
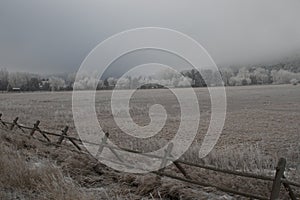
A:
[0,142,96,200]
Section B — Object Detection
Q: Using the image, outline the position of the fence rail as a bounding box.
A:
[0,113,299,200]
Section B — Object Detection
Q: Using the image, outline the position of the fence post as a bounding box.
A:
[30,120,40,136]
[160,143,174,169]
[57,126,69,144]
[96,132,124,163]
[96,132,109,157]
[29,121,50,142]
[270,158,286,200]
[10,117,19,130]
[57,126,81,151]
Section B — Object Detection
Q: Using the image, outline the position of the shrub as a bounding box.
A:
[290,78,299,85]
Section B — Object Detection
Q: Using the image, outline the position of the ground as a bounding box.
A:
[0,84,299,199]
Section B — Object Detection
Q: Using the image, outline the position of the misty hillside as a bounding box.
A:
[262,56,300,73]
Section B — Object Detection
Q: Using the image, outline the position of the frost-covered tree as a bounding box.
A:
[290,78,299,85]
[201,69,213,86]
[177,76,192,87]
[0,68,9,90]
[232,68,252,85]
[253,67,269,84]
[107,77,117,87]
[220,68,234,86]
[271,69,299,84]
[49,76,65,91]
[8,72,31,88]
[116,77,130,89]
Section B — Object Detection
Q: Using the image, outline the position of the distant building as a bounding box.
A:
[139,83,166,89]
[12,88,21,92]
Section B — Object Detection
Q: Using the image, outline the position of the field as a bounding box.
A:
[0,84,300,199]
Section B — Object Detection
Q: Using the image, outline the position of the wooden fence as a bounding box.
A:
[0,113,299,200]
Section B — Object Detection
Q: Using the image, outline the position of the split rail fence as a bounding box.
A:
[0,113,299,200]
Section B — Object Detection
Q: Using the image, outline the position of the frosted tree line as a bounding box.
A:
[0,66,299,92]
[0,69,67,91]
[225,67,300,86]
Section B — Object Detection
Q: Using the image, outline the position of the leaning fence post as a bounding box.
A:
[57,126,69,144]
[30,120,40,136]
[10,117,19,130]
[96,132,123,163]
[160,143,174,169]
[65,134,81,151]
[30,120,51,142]
[0,113,8,128]
[174,161,192,180]
[270,158,286,200]
[96,132,109,157]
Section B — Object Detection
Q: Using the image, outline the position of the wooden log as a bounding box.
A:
[154,171,269,200]
[177,160,275,182]
[281,179,300,188]
[108,145,124,163]
[174,161,192,179]
[16,124,26,133]
[61,130,81,151]
[270,158,286,200]
[68,137,82,151]
[282,175,297,200]
[39,130,51,142]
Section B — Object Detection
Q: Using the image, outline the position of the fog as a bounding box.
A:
[1,0,300,74]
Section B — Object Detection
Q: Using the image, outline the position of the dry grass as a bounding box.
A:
[0,140,96,200]
[183,141,300,183]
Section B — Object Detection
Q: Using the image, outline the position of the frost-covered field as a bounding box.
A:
[0,84,299,174]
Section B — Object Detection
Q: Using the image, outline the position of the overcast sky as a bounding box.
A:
[1,0,300,74]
